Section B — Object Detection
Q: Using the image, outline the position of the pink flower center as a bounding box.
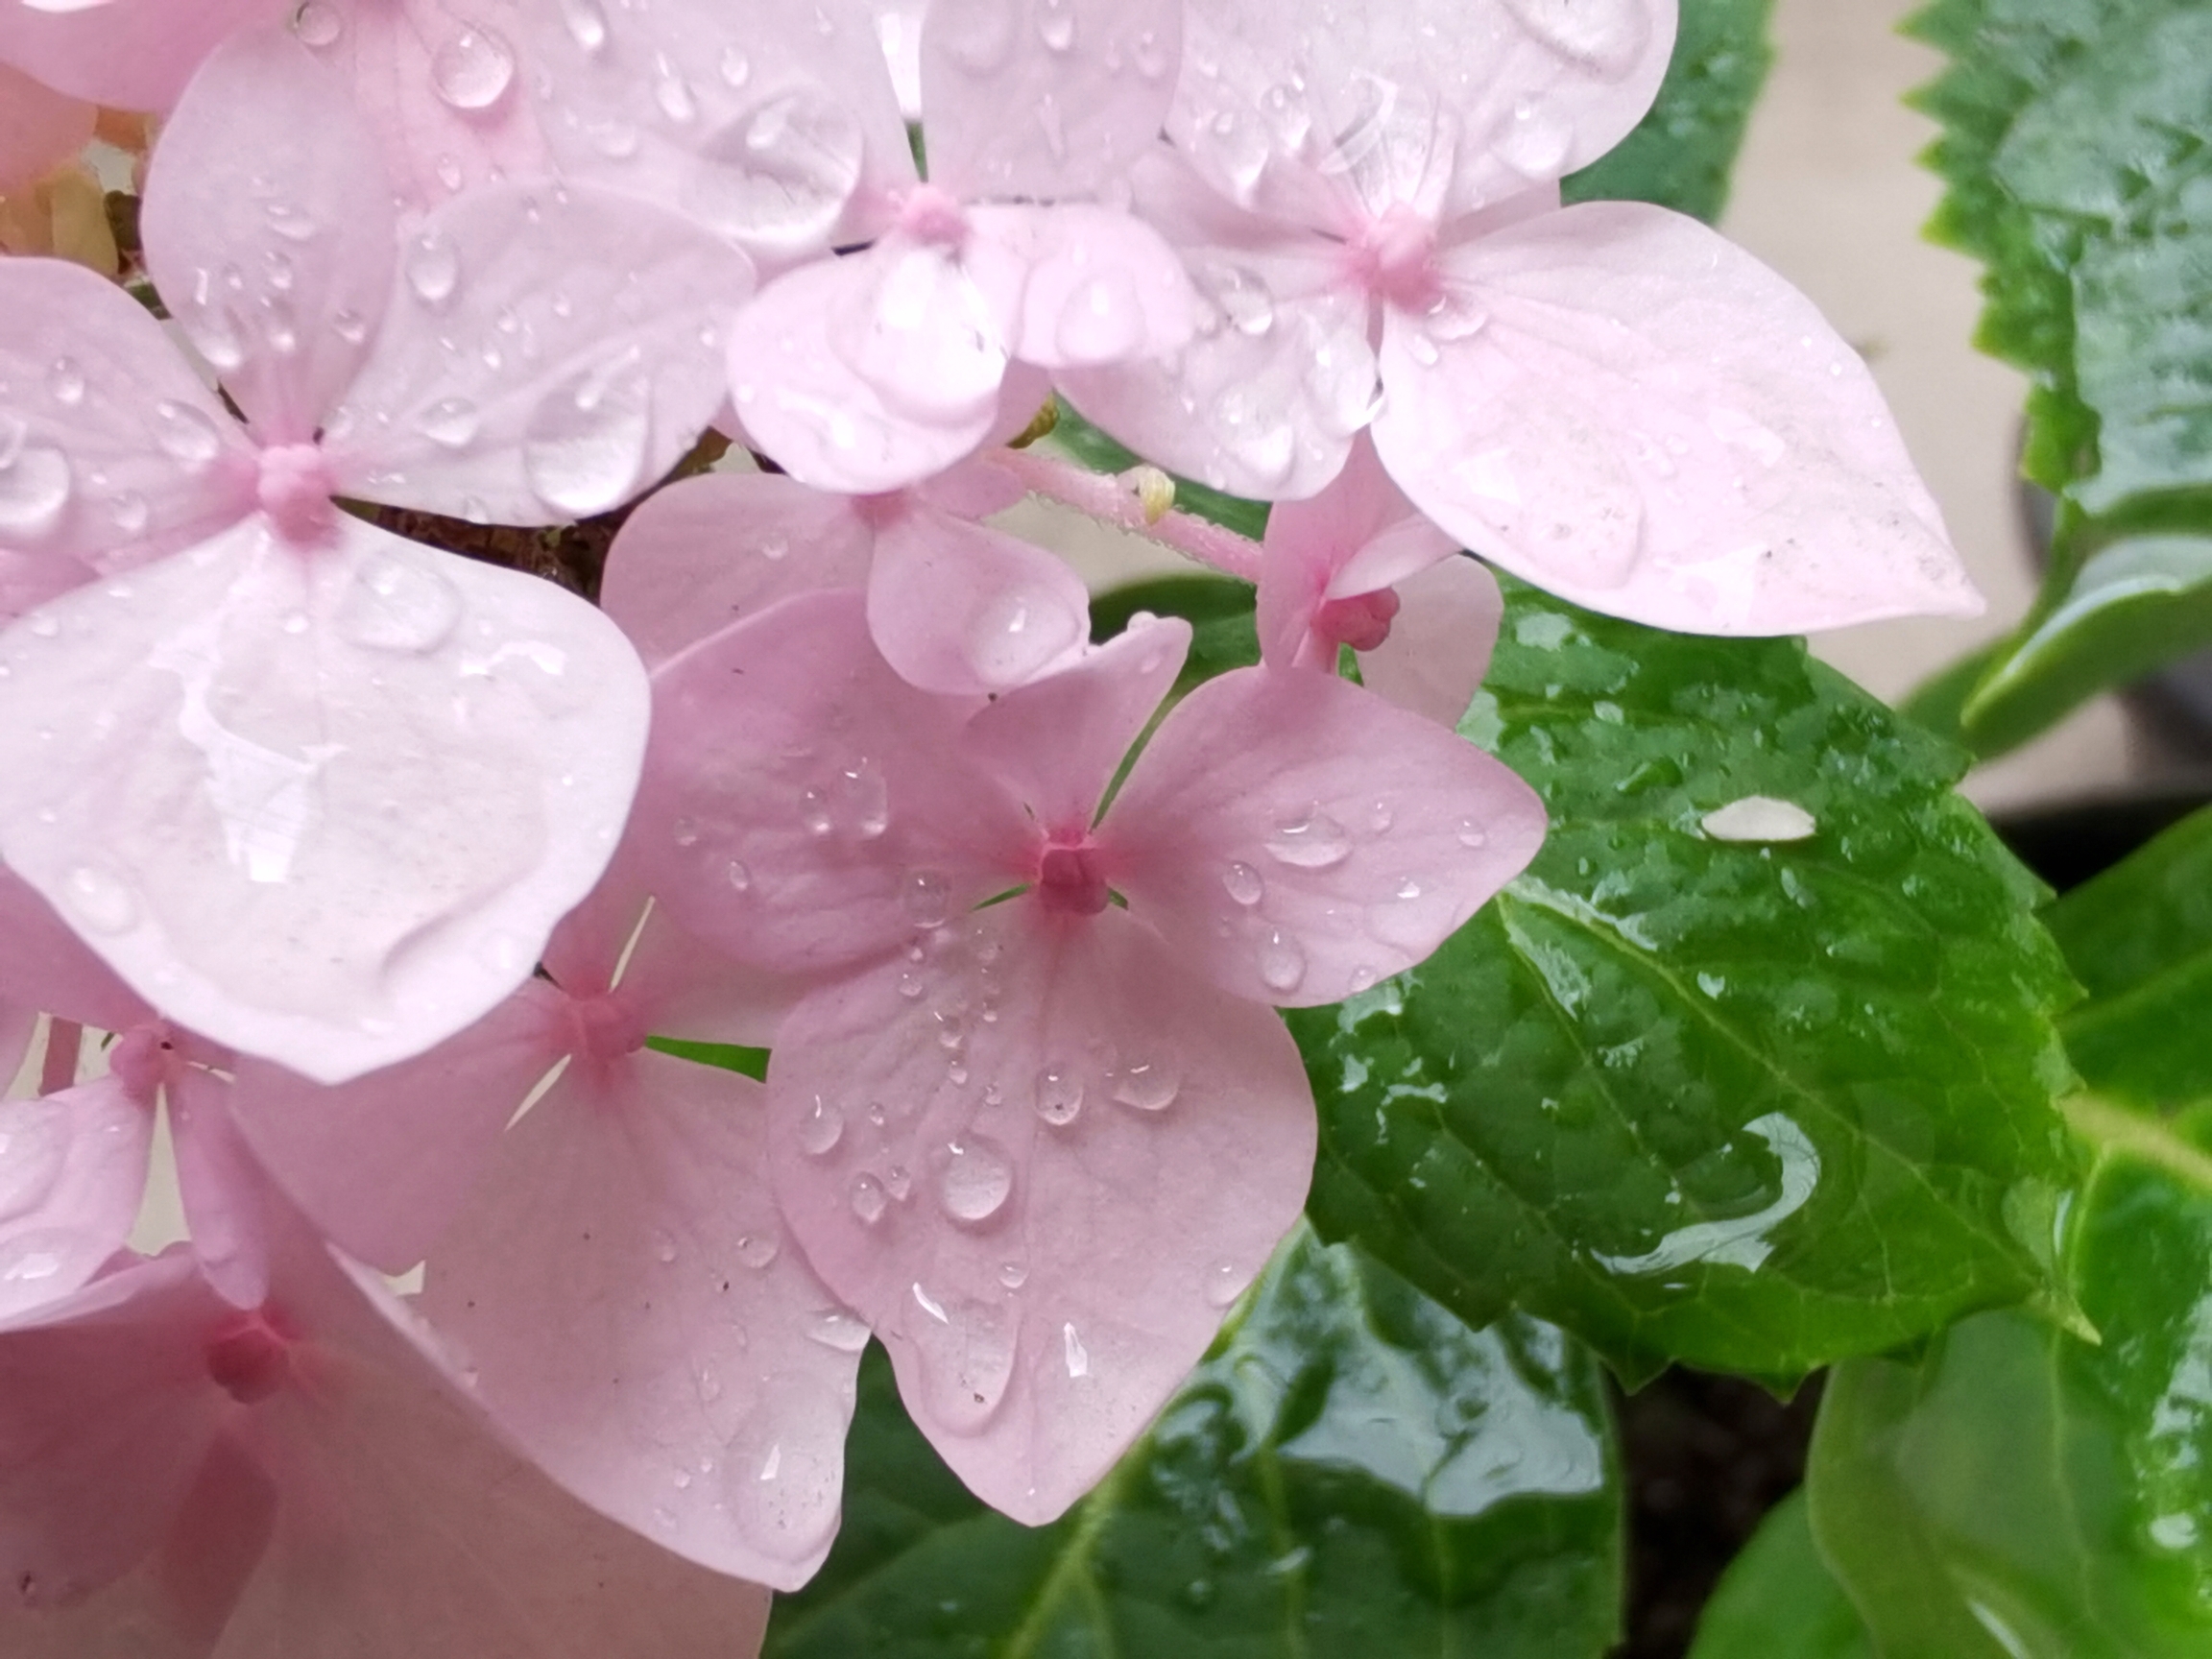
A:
[897,183,971,248]
[566,993,646,1066]
[1346,206,1442,312]
[1313,587,1402,654]
[1034,837,1110,917]
[204,1310,294,1406]
[256,443,338,545]
[108,1025,174,1105]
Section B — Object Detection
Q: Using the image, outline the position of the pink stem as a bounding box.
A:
[39,1019,82,1095]
[992,447,1265,584]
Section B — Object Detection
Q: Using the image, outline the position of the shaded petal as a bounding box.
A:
[525,0,911,269]
[0,0,278,111]
[228,983,566,1274]
[0,65,91,196]
[609,902,806,1049]
[922,0,1182,201]
[866,502,1092,695]
[600,471,874,669]
[1256,434,1439,666]
[418,1051,859,1590]
[1106,664,1546,1004]
[637,590,1025,975]
[768,903,1313,1523]
[167,1070,269,1310]
[1374,203,1984,633]
[963,203,1197,372]
[325,180,751,525]
[0,514,648,1083]
[0,258,256,573]
[963,613,1190,834]
[1171,0,1673,230]
[0,869,155,1033]
[139,28,397,446]
[1357,553,1503,728]
[728,246,1005,493]
[0,1075,152,1319]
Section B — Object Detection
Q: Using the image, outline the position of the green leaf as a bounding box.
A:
[2047,804,2212,1108]
[1090,573,1262,698]
[1910,0,2212,754]
[1562,0,1778,223]
[1291,579,2079,1385]
[1688,1490,1873,1659]
[764,1228,1623,1659]
[644,1037,770,1081]
[1806,1101,2212,1657]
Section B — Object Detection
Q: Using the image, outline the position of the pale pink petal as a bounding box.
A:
[768,902,1313,1523]
[325,180,751,525]
[1170,0,1673,231]
[0,0,279,110]
[637,590,1026,975]
[916,452,1028,520]
[1374,203,1984,633]
[0,1076,152,1319]
[0,65,90,195]
[298,0,544,214]
[0,258,257,572]
[1256,437,1424,666]
[600,471,874,669]
[228,985,565,1274]
[0,1254,233,1609]
[612,902,812,1049]
[0,514,648,1083]
[139,29,397,445]
[167,1070,272,1310]
[525,0,911,269]
[1357,554,1503,728]
[867,502,1093,695]
[921,0,1182,201]
[1105,664,1547,1004]
[418,1050,859,1589]
[963,203,1197,372]
[727,246,1006,493]
[0,869,154,1033]
[963,613,1190,834]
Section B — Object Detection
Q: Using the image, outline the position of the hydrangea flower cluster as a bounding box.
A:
[0,1,1977,1650]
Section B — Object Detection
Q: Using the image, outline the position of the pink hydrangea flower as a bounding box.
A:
[1061,0,1984,634]
[630,588,1546,1518]
[0,29,746,1081]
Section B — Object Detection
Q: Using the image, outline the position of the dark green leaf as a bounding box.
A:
[764,1228,1622,1659]
[1688,1489,1873,1659]
[1292,579,2079,1385]
[644,1037,771,1081]
[1090,573,1262,699]
[1562,0,1778,223]
[1807,1101,2212,1657]
[2047,804,2212,1107]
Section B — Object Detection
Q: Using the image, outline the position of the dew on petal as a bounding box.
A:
[1206,1260,1254,1309]
[734,1232,780,1269]
[1035,1063,1083,1126]
[1455,818,1490,850]
[1257,928,1307,994]
[687,93,864,255]
[1111,1054,1181,1113]
[432,27,519,111]
[998,1262,1028,1289]
[902,870,952,929]
[293,0,345,48]
[417,397,481,450]
[522,350,651,517]
[1062,1322,1091,1379]
[1221,861,1264,906]
[939,1137,1013,1224]
[1055,269,1146,364]
[799,1096,844,1156]
[850,1174,888,1224]
[558,0,609,52]
[724,1380,846,1563]
[338,554,463,655]
[60,865,137,936]
[0,1116,65,1224]
[1266,808,1352,869]
[45,358,84,407]
[807,1310,870,1353]
[151,400,223,469]
[0,423,71,538]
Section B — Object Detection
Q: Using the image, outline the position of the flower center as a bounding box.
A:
[897,183,971,248]
[1346,205,1441,312]
[1034,837,1110,917]
[566,992,646,1066]
[204,1309,294,1406]
[107,1024,175,1105]
[1313,587,1402,654]
[256,443,338,545]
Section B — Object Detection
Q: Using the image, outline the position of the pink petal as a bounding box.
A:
[228,982,566,1273]
[767,902,1313,1523]
[0,0,279,110]
[0,258,257,572]
[0,514,649,1083]
[138,28,397,446]
[1358,554,1504,728]
[962,203,1197,372]
[1256,436,1437,666]
[867,501,1093,694]
[637,590,1026,975]
[299,0,544,214]
[0,1075,152,1319]
[1105,663,1547,1004]
[600,471,874,669]
[915,452,1028,520]
[525,0,912,269]
[0,869,155,1033]
[418,1050,860,1589]
[963,613,1190,834]
[0,64,90,195]
[325,180,751,525]
[166,1070,275,1310]
[611,902,812,1049]
[1171,0,1673,231]
[1374,203,1984,634]
[920,0,1183,201]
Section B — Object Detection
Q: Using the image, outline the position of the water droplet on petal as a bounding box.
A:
[61,865,137,935]
[1111,1054,1181,1113]
[1257,928,1307,994]
[724,1380,847,1562]
[1054,269,1145,364]
[1222,861,1263,906]
[998,1262,1028,1289]
[850,1174,888,1224]
[0,1115,66,1224]
[431,27,517,111]
[719,46,753,87]
[902,870,952,929]
[655,68,698,125]
[799,1096,844,1156]
[521,349,651,517]
[45,358,84,407]
[558,0,609,52]
[1035,1064,1083,1126]
[808,1310,871,1353]
[687,93,864,255]
[1265,808,1352,869]
[0,419,71,538]
[406,231,461,306]
[726,859,753,892]
[1036,0,1076,52]
[293,0,344,49]
[1062,1322,1090,1378]
[1206,1260,1254,1309]
[417,396,481,449]
[1500,0,1652,81]
[735,1233,780,1269]
[939,1138,1013,1224]
[338,552,463,654]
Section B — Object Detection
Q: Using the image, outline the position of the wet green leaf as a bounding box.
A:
[1292,579,2079,1385]
[2048,804,2212,1108]
[764,1228,1622,1659]
[1090,574,1262,698]
[1562,0,1777,223]
[643,1037,770,1081]
[1910,0,2212,755]
[1689,1489,1872,1659]
[1807,1102,2212,1658]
